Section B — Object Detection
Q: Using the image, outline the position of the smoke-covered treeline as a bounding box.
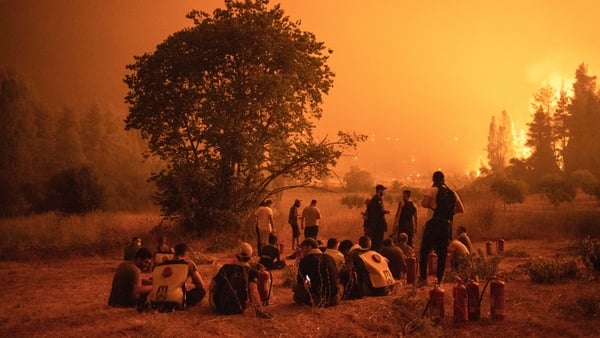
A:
[0,69,160,216]
[481,63,600,205]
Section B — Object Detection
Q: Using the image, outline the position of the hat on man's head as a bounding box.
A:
[376,184,387,191]
[300,238,319,249]
[237,242,253,258]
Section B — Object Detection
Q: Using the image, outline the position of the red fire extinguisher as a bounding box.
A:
[453,278,468,324]
[428,250,438,276]
[496,237,505,255]
[485,240,493,256]
[406,256,417,285]
[428,283,445,322]
[279,241,285,256]
[490,277,505,320]
[466,279,481,321]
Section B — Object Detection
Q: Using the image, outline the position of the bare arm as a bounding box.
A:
[191,270,206,291]
[454,192,465,214]
[248,281,262,306]
[421,194,433,209]
[134,276,153,297]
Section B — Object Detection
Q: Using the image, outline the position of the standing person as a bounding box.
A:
[364,184,390,252]
[417,171,464,287]
[108,248,153,307]
[301,199,321,240]
[288,199,302,252]
[293,238,341,307]
[392,189,418,247]
[255,199,275,256]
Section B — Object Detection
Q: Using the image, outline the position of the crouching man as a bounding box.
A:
[293,238,342,307]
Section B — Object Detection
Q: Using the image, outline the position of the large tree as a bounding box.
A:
[526,86,561,182]
[486,110,515,174]
[124,0,364,232]
[564,63,600,177]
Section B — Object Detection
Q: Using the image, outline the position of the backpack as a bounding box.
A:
[211,264,251,315]
[147,261,189,312]
[433,184,457,221]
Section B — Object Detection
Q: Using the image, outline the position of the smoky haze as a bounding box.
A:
[2,0,599,184]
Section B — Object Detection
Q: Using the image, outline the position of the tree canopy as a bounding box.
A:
[124,0,364,232]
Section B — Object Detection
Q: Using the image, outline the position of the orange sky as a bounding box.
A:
[1,0,598,183]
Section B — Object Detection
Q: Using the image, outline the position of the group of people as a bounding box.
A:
[109,237,273,316]
[108,170,472,314]
[360,170,470,286]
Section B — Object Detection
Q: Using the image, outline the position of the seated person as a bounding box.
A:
[396,232,415,257]
[448,239,470,271]
[456,226,473,254]
[123,236,143,261]
[324,237,344,272]
[379,238,407,280]
[349,236,395,298]
[293,238,342,307]
[259,233,286,270]
[156,243,207,308]
[154,236,175,265]
[156,236,174,254]
[210,242,265,315]
[108,247,153,307]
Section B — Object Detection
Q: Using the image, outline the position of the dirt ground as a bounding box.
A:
[1,239,599,338]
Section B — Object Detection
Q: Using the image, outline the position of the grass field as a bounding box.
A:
[0,190,599,337]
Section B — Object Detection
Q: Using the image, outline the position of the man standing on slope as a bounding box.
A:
[417,171,464,287]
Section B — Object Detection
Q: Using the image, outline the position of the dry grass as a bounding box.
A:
[1,190,600,337]
[1,239,599,337]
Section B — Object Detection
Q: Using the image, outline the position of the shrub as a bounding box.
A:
[525,256,580,284]
[445,250,502,283]
[576,296,600,316]
[578,237,600,272]
[503,246,530,258]
[45,166,105,214]
[340,194,366,209]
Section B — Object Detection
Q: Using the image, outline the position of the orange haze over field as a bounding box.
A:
[1,0,598,183]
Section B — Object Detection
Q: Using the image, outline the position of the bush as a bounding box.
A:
[503,246,530,258]
[45,166,105,214]
[445,250,502,283]
[578,237,600,272]
[525,256,580,284]
[576,296,600,316]
[340,194,366,209]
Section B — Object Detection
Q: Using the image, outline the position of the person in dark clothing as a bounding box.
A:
[392,189,418,247]
[288,199,302,251]
[293,238,341,307]
[364,184,390,252]
[417,171,464,287]
[259,233,286,270]
[379,238,407,280]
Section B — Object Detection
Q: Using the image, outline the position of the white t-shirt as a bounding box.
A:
[255,206,273,232]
